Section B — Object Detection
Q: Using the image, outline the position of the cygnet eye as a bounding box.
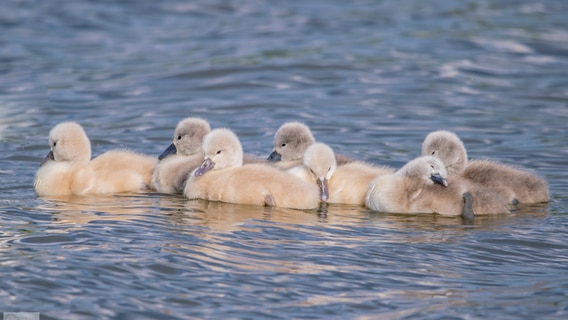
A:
[430,164,435,169]
[177,135,182,140]
[328,166,332,172]
[216,150,222,155]
[281,143,286,147]
[53,141,57,147]
[431,151,436,155]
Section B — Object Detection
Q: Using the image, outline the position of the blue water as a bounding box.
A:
[1,0,567,319]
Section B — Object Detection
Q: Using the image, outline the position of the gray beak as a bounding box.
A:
[158,143,177,160]
[267,150,281,162]
[431,173,448,187]
[195,158,215,177]
[40,150,55,167]
[317,178,329,202]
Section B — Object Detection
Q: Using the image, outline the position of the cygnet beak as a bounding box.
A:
[158,143,177,160]
[40,150,55,167]
[317,178,329,202]
[195,158,215,177]
[267,150,281,162]
[431,173,448,187]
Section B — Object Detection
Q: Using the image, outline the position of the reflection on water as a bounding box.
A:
[37,194,162,225]
[1,0,567,318]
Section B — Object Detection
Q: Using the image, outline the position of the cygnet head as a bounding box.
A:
[159,117,211,160]
[42,121,91,166]
[267,122,315,162]
[399,156,449,187]
[421,130,467,177]
[303,142,337,201]
[194,128,243,176]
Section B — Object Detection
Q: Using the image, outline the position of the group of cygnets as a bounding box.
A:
[34,119,549,218]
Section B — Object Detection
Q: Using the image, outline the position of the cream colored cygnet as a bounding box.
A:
[184,128,320,210]
[151,117,210,193]
[267,122,352,169]
[34,122,157,197]
[288,142,394,205]
[421,130,549,204]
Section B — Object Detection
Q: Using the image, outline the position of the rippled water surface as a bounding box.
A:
[1,0,568,319]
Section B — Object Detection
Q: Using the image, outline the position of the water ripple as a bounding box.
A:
[1,0,567,318]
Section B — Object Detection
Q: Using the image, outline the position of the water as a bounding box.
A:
[1,0,567,318]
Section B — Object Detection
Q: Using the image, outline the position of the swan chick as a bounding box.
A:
[151,117,211,193]
[34,122,157,197]
[366,155,513,216]
[267,121,354,169]
[267,122,315,168]
[289,142,394,205]
[421,130,549,204]
[185,128,320,210]
[366,156,453,214]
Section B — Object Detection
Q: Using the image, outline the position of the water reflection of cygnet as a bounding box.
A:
[364,203,549,244]
[161,197,320,233]
[159,197,377,235]
[157,197,550,276]
[159,199,376,274]
[36,194,161,224]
